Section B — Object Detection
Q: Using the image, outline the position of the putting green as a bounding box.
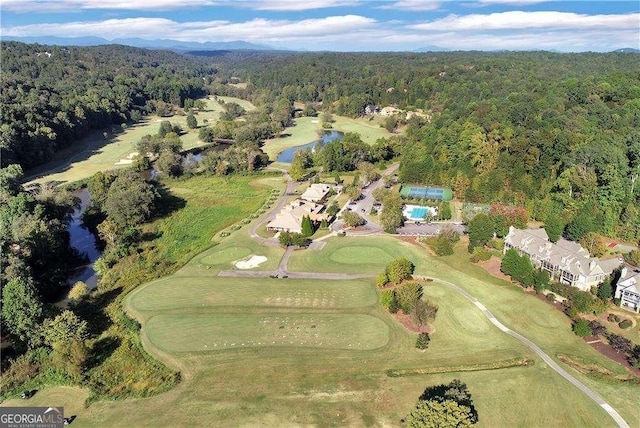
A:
[288,236,426,274]
[146,313,389,352]
[129,277,377,311]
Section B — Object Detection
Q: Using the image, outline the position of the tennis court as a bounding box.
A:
[400,185,453,201]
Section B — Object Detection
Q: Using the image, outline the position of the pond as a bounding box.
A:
[276,130,344,163]
[67,188,101,289]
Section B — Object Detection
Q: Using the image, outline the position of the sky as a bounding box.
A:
[1,1,639,52]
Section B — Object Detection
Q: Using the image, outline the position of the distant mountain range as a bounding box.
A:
[1,36,638,54]
[414,45,451,52]
[1,36,276,51]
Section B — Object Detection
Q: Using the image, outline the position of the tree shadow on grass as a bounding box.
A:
[75,287,123,337]
[140,231,163,242]
[152,184,186,220]
[86,336,121,371]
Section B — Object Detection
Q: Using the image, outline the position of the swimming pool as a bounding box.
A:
[403,204,438,221]
[411,207,428,219]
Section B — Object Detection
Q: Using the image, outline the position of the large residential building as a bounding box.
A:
[615,267,640,313]
[503,226,621,292]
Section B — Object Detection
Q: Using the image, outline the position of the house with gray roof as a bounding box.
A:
[615,267,640,313]
[503,226,621,292]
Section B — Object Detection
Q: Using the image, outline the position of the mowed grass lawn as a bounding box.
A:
[26,96,255,185]
[287,235,428,275]
[81,273,617,427]
[419,242,640,427]
[128,277,377,315]
[146,313,390,352]
[262,115,393,161]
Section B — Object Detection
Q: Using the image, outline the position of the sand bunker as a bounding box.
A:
[311,120,319,124]
[114,152,139,165]
[235,255,268,269]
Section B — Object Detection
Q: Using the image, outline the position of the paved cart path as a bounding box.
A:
[416,275,630,428]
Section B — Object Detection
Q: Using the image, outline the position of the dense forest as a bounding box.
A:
[206,50,640,240]
[1,42,214,169]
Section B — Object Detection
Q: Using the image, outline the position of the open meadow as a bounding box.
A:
[6,230,637,426]
[25,96,255,185]
[262,115,393,161]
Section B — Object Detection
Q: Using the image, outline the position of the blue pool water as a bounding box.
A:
[411,207,428,218]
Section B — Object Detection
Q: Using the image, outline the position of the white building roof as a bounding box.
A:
[301,183,331,201]
[616,268,640,295]
[504,226,619,278]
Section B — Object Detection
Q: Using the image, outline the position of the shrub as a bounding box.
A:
[416,333,431,349]
[606,333,632,354]
[380,289,395,308]
[385,258,415,284]
[629,345,640,368]
[470,246,491,263]
[487,238,504,251]
[618,319,633,329]
[68,281,90,301]
[565,306,580,320]
[412,299,438,326]
[395,282,423,314]
[588,320,607,336]
[597,280,613,300]
[376,273,389,288]
[572,319,592,337]
[546,293,556,302]
[607,313,621,323]
[432,234,454,256]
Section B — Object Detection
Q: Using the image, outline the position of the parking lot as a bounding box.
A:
[396,222,466,237]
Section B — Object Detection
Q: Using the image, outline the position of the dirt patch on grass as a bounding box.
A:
[477,256,512,282]
[558,354,640,381]
[393,310,434,334]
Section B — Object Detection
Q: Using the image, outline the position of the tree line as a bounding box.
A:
[205,50,640,241]
[1,42,214,169]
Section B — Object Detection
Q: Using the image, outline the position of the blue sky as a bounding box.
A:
[1,1,638,51]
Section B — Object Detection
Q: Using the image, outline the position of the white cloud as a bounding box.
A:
[239,1,359,11]
[1,15,377,45]
[0,0,219,12]
[476,0,551,5]
[410,11,640,31]
[377,0,441,11]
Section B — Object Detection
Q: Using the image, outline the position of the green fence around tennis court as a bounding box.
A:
[400,185,453,201]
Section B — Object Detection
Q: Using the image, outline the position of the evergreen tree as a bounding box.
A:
[439,201,452,220]
[501,248,519,277]
[301,215,315,237]
[289,151,307,181]
[544,212,564,243]
[467,213,494,252]
[186,113,198,129]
